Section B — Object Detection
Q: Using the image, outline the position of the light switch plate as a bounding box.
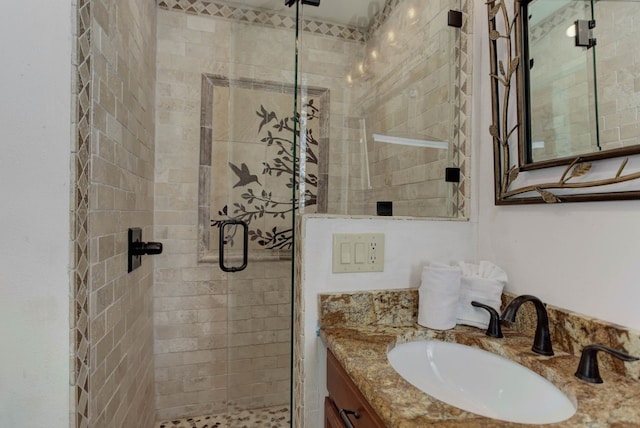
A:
[332,233,384,273]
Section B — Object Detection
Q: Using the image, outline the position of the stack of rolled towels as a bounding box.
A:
[418,260,508,330]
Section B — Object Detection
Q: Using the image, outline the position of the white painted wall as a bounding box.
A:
[0,2,72,427]
[473,6,640,332]
[301,215,477,426]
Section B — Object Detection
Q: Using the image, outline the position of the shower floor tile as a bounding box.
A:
[155,406,290,428]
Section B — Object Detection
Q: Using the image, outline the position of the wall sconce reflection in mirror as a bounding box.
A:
[488,0,640,204]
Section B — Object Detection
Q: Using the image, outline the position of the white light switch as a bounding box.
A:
[332,233,385,273]
[340,243,351,264]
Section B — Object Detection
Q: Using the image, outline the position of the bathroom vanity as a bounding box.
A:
[325,350,385,428]
[319,289,640,427]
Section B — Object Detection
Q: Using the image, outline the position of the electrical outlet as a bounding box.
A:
[332,233,385,273]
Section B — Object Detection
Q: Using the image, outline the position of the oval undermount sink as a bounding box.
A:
[387,340,577,424]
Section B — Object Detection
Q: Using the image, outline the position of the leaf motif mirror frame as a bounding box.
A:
[487,0,640,204]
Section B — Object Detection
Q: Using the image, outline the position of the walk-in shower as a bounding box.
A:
[152,0,466,426]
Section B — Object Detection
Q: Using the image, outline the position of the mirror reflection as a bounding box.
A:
[522,0,640,167]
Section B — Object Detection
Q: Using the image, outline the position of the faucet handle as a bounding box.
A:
[471,301,503,338]
[575,344,639,384]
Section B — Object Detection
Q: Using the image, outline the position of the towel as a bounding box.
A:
[418,262,462,330]
[456,261,508,329]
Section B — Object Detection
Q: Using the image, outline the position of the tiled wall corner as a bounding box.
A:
[76,0,159,427]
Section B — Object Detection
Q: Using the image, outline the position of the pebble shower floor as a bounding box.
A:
[154,406,290,428]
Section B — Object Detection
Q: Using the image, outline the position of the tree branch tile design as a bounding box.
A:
[211,101,320,251]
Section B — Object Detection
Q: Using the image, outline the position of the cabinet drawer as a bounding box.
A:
[326,350,386,428]
[325,396,344,428]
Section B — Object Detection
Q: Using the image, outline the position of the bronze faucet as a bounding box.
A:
[501,295,554,356]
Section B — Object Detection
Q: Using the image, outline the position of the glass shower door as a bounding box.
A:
[203,2,299,421]
[216,78,295,416]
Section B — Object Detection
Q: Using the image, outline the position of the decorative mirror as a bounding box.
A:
[488,0,640,203]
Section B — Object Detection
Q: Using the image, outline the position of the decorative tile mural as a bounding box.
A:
[199,75,329,261]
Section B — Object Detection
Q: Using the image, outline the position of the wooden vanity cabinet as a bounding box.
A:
[325,350,386,428]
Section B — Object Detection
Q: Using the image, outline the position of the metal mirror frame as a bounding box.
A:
[488,0,640,204]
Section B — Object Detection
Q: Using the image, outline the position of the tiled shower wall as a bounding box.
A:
[85,0,158,427]
[153,4,363,419]
[356,2,460,217]
[321,0,471,218]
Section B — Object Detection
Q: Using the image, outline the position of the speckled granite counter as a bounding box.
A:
[319,290,640,427]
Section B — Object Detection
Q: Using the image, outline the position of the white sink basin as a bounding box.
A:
[387,340,576,424]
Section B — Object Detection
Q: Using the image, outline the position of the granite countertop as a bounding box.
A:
[319,291,640,427]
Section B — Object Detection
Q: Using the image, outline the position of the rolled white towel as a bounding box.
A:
[456,261,507,328]
[418,263,462,330]
[457,288,502,329]
[459,261,508,286]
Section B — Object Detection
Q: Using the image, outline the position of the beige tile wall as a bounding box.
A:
[297,27,368,216]
[155,2,365,417]
[87,1,157,427]
[350,2,458,217]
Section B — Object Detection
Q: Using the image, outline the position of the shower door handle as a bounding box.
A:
[218,219,248,273]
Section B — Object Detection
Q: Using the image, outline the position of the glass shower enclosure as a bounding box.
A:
[156,0,464,425]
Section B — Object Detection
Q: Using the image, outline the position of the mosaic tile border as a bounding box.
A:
[157,0,367,42]
[450,4,463,218]
[72,0,91,427]
[456,0,473,219]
